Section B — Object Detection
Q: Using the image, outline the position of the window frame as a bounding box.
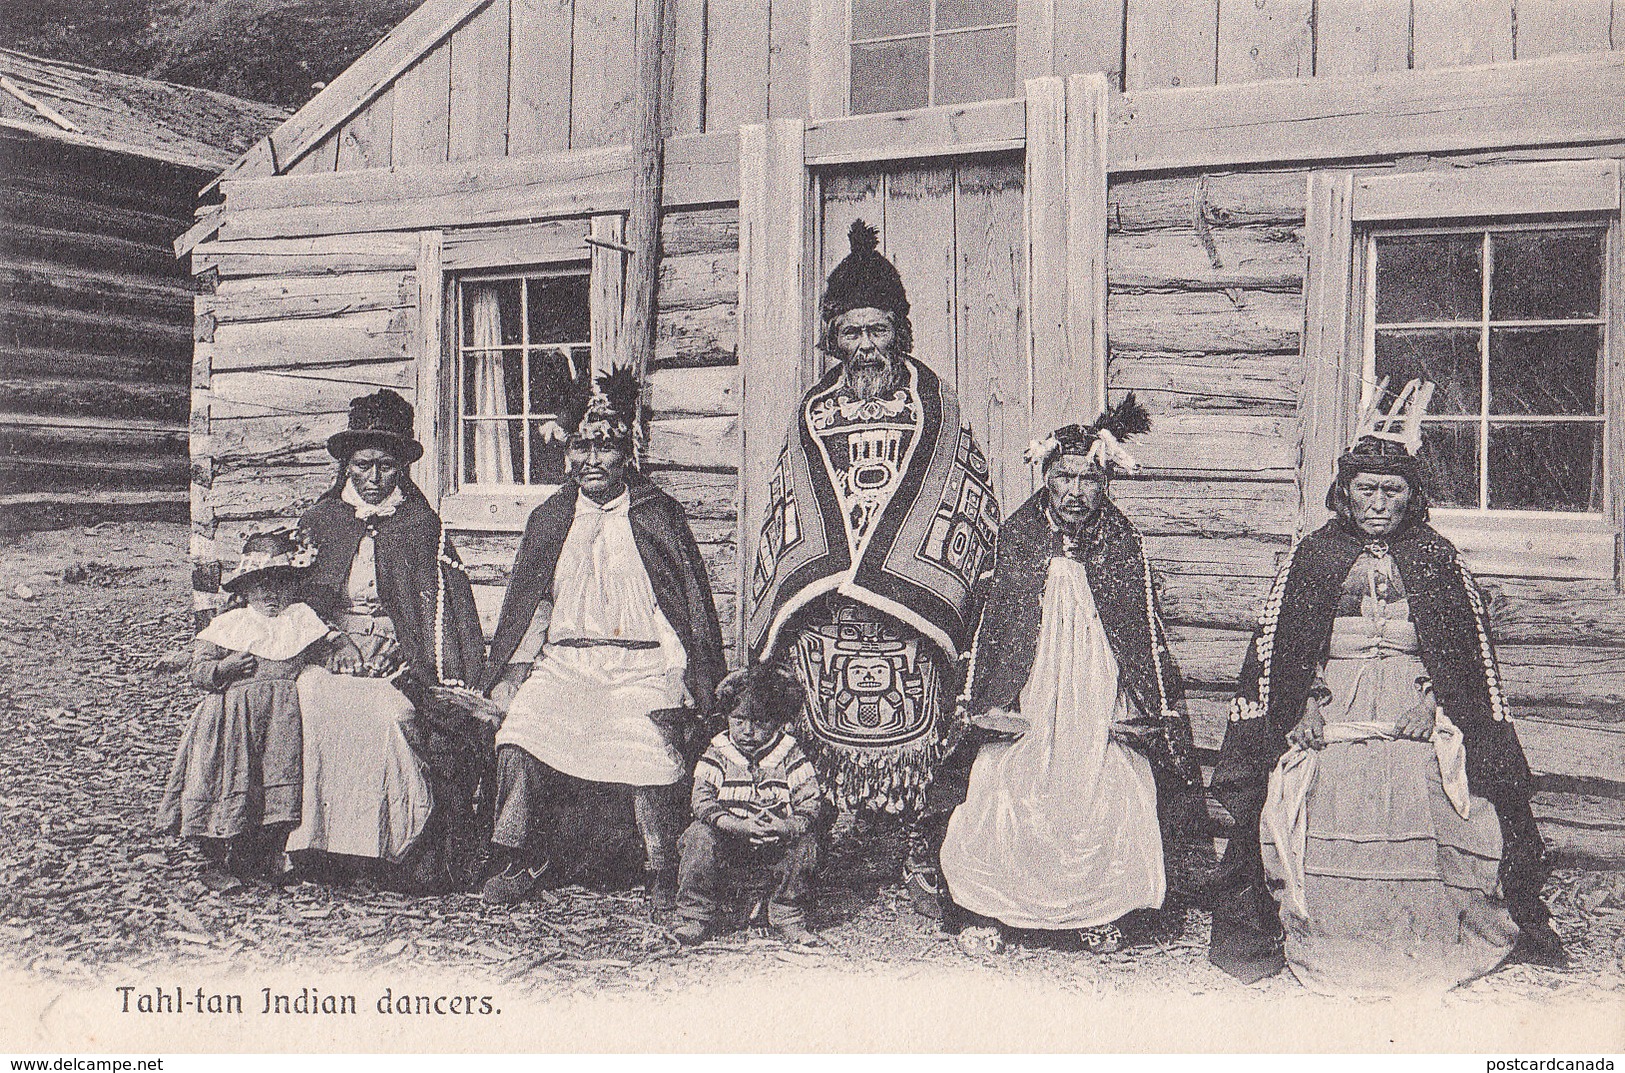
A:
[1300,159,1625,585]
[846,1,1020,115]
[414,214,627,532]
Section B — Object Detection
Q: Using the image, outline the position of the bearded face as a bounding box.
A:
[832,307,906,401]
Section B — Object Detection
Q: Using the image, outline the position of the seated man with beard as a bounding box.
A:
[749,221,1000,913]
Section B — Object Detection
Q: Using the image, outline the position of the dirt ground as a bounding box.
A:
[1,521,1623,1028]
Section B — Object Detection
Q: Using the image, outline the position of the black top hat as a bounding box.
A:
[821,220,910,324]
[326,389,424,464]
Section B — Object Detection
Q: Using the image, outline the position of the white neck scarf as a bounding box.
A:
[343,481,404,520]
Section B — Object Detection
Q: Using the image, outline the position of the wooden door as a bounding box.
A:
[817,153,1033,512]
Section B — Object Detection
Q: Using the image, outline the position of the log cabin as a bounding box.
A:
[180,0,1625,862]
[0,49,286,530]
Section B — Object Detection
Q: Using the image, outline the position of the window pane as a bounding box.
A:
[1487,422,1603,512]
[529,421,569,484]
[937,0,1017,29]
[933,26,1018,105]
[1373,329,1481,416]
[1373,234,1481,323]
[852,0,928,38]
[526,275,591,345]
[1489,326,1603,416]
[1490,229,1604,321]
[1418,423,1480,509]
[463,419,524,485]
[529,346,587,416]
[461,279,522,346]
[461,349,525,417]
[850,40,929,113]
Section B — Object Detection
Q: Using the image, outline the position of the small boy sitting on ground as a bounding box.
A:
[672,665,822,946]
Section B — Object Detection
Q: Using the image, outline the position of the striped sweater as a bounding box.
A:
[691,730,822,837]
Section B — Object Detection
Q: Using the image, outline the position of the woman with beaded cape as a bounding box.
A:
[1206,381,1563,992]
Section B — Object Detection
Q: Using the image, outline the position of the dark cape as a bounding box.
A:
[482,474,728,731]
[964,491,1200,788]
[300,476,491,890]
[1206,516,1554,982]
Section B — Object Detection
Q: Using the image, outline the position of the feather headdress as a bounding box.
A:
[571,363,646,459]
[1025,393,1152,474]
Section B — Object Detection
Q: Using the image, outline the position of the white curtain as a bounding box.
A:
[469,284,515,484]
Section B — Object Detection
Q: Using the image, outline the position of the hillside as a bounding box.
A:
[1,0,419,108]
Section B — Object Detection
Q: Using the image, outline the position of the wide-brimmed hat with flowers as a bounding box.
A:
[220,529,317,592]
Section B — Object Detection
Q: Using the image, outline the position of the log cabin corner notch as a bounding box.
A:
[186,0,1625,861]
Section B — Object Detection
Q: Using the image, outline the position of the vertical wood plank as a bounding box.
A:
[808,0,849,119]
[820,170,886,300]
[768,0,811,118]
[449,0,512,160]
[1608,168,1625,592]
[1125,0,1218,88]
[393,44,453,167]
[1216,0,1315,82]
[336,89,395,171]
[738,119,809,651]
[956,160,1029,507]
[705,0,771,131]
[414,231,449,507]
[670,0,707,132]
[1298,171,1355,536]
[286,132,339,174]
[1412,0,1512,67]
[1064,73,1107,419]
[591,214,628,374]
[1017,0,1057,77]
[1054,0,1127,86]
[508,0,575,154]
[883,167,959,387]
[1515,0,1614,58]
[1025,76,1066,476]
[572,0,638,147]
[1315,0,1412,75]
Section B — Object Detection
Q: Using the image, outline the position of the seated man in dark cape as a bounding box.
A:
[942,396,1201,955]
[480,369,727,910]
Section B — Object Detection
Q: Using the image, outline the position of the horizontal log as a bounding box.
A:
[216,132,741,241]
[0,453,189,493]
[1518,713,1625,785]
[192,233,420,279]
[0,253,193,305]
[1108,171,1308,232]
[0,220,181,277]
[0,297,192,350]
[646,415,738,470]
[208,309,414,372]
[648,468,740,521]
[1110,53,1625,173]
[211,414,361,467]
[1166,626,1253,689]
[655,303,737,367]
[1156,572,1273,631]
[1108,227,1304,292]
[1108,350,1301,413]
[1128,412,1301,478]
[1,342,189,384]
[1145,534,1287,580]
[661,207,738,257]
[1107,289,1302,355]
[1432,516,1618,582]
[208,361,417,421]
[207,271,416,325]
[0,376,186,423]
[1,186,189,247]
[660,250,738,311]
[1500,646,1625,709]
[0,412,185,451]
[1479,576,1625,648]
[648,365,739,418]
[1531,793,1625,865]
[442,218,590,271]
[209,463,336,522]
[803,98,1026,167]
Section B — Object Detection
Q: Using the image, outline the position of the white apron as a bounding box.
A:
[496,490,687,787]
[940,556,1164,929]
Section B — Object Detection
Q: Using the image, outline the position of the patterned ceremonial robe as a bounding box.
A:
[750,357,999,813]
[1207,516,1552,983]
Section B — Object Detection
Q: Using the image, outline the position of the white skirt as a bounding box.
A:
[940,556,1165,929]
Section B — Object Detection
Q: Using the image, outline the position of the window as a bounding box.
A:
[1364,224,1608,515]
[848,0,1017,115]
[455,270,592,489]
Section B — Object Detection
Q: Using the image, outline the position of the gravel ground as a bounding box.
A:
[1,521,1621,1021]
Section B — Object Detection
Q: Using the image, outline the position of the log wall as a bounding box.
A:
[189,206,741,643]
[0,133,200,528]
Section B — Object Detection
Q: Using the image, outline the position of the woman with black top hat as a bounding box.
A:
[291,389,489,891]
